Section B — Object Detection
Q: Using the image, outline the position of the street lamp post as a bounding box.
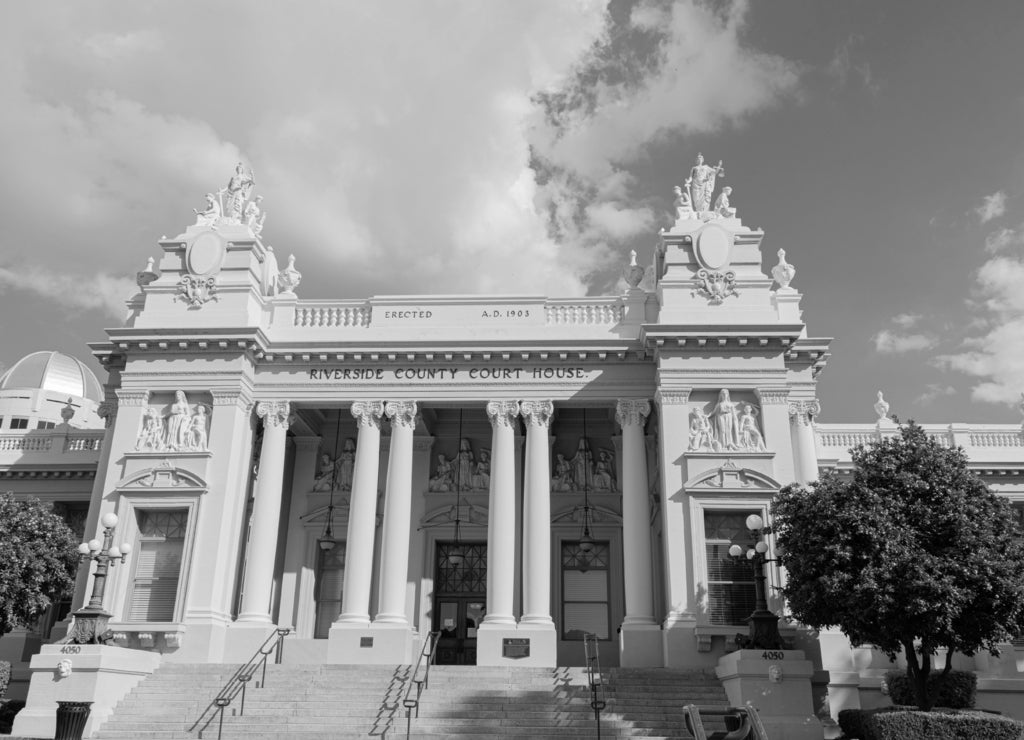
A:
[728,513,785,651]
[61,513,132,645]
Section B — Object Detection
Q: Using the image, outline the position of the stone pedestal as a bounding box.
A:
[327,622,416,664]
[619,623,662,667]
[715,649,820,740]
[13,644,161,739]
[476,624,556,667]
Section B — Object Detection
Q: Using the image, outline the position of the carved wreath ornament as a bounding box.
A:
[176,275,218,308]
[694,269,738,305]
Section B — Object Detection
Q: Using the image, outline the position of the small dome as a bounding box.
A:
[0,351,102,402]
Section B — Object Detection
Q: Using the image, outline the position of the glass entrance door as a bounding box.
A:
[433,542,486,665]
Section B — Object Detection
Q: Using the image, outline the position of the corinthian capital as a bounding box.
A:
[256,401,292,428]
[788,399,821,424]
[351,400,385,429]
[616,398,651,429]
[486,400,520,429]
[385,400,419,428]
[520,400,553,428]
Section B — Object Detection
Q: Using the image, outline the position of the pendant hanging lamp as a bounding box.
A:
[578,408,596,555]
[318,411,343,552]
[448,409,466,568]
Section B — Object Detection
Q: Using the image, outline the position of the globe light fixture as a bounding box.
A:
[727,512,785,651]
[64,512,132,645]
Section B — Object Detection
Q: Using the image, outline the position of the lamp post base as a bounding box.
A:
[735,609,786,650]
[59,609,115,646]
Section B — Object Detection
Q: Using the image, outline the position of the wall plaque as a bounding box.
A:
[502,638,530,659]
[360,637,374,648]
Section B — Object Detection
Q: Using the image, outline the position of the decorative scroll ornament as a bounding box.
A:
[624,250,645,289]
[135,391,210,452]
[771,249,796,290]
[485,400,520,428]
[256,400,292,428]
[694,269,738,305]
[520,400,554,428]
[177,275,218,308]
[277,254,302,296]
[874,391,890,422]
[351,401,384,429]
[788,399,822,424]
[385,400,419,428]
[615,399,651,428]
[97,401,117,428]
[687,390,766,453]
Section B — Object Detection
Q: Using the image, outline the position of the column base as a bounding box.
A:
[223,621,279,663]
[13,645,161,740]
[715,649,821,740]
[662,613,699,668]
[327,621,416,664]
[476,622,556,667]
[619,622,662,667]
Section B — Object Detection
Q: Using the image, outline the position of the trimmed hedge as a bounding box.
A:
[0,699,25,734]
[866,709,1024,740]
[885,668,977,709]
[838,706,914,739]
[0,661,9,699]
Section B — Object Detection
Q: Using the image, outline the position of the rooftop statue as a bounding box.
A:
[688,153,724,213]
[221,162,255,222]
[244,195,266,236]
[874,391,890,422]
[193,193,221,228]
[713,186,736,218]
[673,181,695,220]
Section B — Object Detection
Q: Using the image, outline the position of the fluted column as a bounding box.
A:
[520,400,554,626]
[789,400,821,486]
[483,400,520,626]
[375,400,418,624]
[617,398,655,626]
[337,401,384,624]
[237,401,291,623]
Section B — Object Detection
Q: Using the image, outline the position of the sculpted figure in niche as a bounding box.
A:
[457,439,475,491]
[337,438,355,491]
[137,406,165,451]
[737,404,766,451]
[713,186,736,218]
[193,193,221,228]
[186,404,209,451]
[552,453,573,492]
[312,453,337,492]
[688,153,724,213]
[710,389,740,451]
[428,454,454,492]
[593,450,617,491]
[688,407,714,451]
[165,391,192,451]
[570,438,594,492]
[473,449,491,490]
[222,163,255,221]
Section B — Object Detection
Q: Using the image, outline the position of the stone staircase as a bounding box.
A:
[91,663,731,740]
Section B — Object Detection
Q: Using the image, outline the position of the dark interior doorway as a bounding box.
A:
[433,541,486,665]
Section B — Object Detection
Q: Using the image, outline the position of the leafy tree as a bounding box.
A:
[772,423,1024,711]
[0,493,79,638]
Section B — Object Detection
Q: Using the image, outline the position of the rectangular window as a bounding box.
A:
[561,541,610,640]
[127,509,187,622]
[10,417,29,429]
[704,511,757,626]
[36,420,56,430]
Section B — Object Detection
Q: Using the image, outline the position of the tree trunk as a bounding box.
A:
[903,638,932,711]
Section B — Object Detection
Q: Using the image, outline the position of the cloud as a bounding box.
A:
[984,224,1024,253]
[975,191,1007,223]
[938,255,1024,404]
[826,35,881,95]
[0,265,135,319]
[915,383,956,405]
[873,329,938,354]
[891,313,922,329]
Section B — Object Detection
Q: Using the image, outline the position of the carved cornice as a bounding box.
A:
[520,400,554,428]
[256,401,292,429]
[655,389,690,406]
[351,400,385,430]
[385,400,419,428]
[486,400,520,428]
[756,389,790,405]
[211,389,252,408]
[616,398,651,428]
[115,389,150,407]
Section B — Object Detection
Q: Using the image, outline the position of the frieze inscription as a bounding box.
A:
[308,366,591,382]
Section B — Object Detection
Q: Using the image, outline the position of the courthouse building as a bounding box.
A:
[4,164,1024,715]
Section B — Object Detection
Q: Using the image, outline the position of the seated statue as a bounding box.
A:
[713,186,737,218]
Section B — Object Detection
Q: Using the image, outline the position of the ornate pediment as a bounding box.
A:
[420,503,488,528]
[116,460,208,491]
[685,460,780,492]
[552,503,622,525]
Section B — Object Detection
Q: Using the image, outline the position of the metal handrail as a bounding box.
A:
[682,702,768,740]
[403,631,441,739]
[584,632,606,739]
[189,627,291,739]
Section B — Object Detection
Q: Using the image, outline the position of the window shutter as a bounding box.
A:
[128,539,183,621]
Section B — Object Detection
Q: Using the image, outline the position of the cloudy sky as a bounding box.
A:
[1,0,1023,424]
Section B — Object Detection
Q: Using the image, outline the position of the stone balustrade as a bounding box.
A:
[816,423,1024,464]
[0,430,104,460]
[544,299,624,325]
[294,301,373,327]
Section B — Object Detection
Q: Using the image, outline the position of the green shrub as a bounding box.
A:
[885,669,977,709]
[0,661,9,699]
[838,706,915,740]
[0,699,25,734]
[866,709,1024,740]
